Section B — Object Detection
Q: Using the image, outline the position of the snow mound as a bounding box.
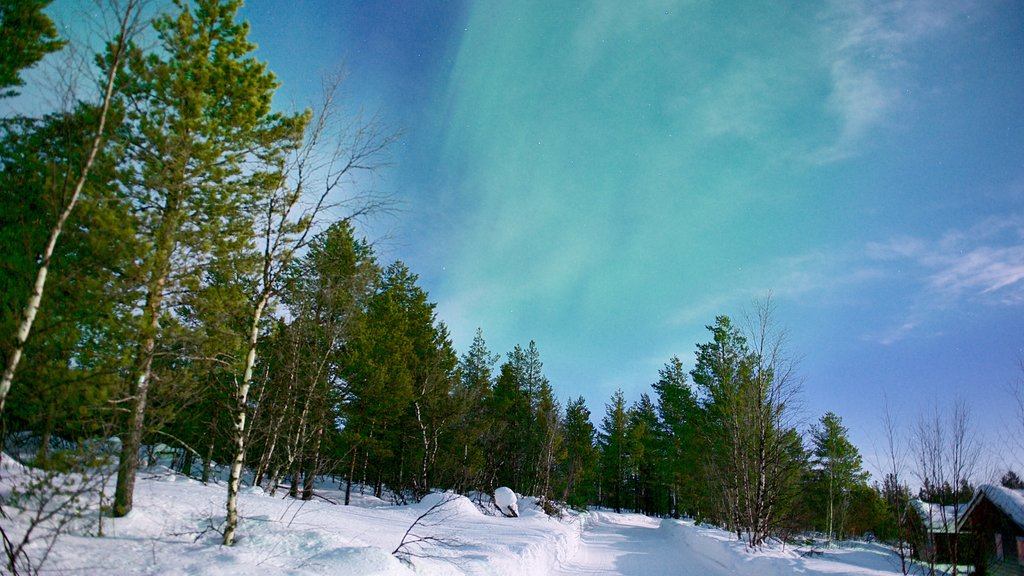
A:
[415,492,482,518]
[494,487,518,517]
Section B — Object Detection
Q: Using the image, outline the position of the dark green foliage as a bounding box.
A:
[917,478,974,506]
[337,261,457,501]
[652,356,699,518]
[810,411,870,541]
[0,0,65,97]
[599,389,629,513]
[1000,470,1024,490]
[446,329,498,493]
[0,0,892,551]
[0,108,133,451]
[558,396,597,509]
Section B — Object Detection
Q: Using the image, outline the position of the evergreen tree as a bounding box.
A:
[0,0,139,417]
[1001,470,1024,490]
[652,355,699,518]
[112,0,300,518]
[337,261,454,502]
[558,396,597,509]
[626,394,660,515]
[449,328,498,492]
[0,108,135,455]
[810,411,869,542]
[599,389,629,513]
[0,0,65,97]
[691,304,803,547]
[691,316,751,532]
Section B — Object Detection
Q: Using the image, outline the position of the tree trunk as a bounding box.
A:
[223,294,267,545]
[113,263,168,517]
[182,448,194,477]
[345,447,357,506]
[0,2,135,415]
[202,435,214,484]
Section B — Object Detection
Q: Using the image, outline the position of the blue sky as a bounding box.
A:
[236,1,1024,476]
[7,0,990,478]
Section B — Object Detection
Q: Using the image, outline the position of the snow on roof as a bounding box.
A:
[965,484,1024,530]
[910,499,966,533]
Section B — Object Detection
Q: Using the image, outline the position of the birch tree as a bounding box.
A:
[0,0,142,416]
[691,297,804,547]
[111,0,296,517]
[222,71,396,545]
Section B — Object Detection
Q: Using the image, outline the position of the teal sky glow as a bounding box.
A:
[32,0,1021,473]
[240,0,1024,472]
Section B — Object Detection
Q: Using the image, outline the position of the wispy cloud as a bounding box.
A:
[928,244,1024,303]
[862,215,1024,343]
[667,215,1024,346]
[814,0,966,161]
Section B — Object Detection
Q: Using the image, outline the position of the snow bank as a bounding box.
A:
[1,453,910,575]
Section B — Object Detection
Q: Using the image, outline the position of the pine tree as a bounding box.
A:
[691,303,803,547]
[1001,470,1024,489]
[112,0,299,518]
[449,328,498,492]
[0,0,139,417]
[810,411,869,542]
[652,355,699,518]
[0,0,66,97]
[627,394,660,514]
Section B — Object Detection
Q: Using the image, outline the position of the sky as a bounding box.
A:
[33,0,1024,479]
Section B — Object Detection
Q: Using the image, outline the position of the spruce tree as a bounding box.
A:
[599,389,629,513]
[558,396,598,508]
[450,328,498,492]
[652,356,699,518]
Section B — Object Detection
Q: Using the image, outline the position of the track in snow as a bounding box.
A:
[552,512,736,576]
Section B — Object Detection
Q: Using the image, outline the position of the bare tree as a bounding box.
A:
[222,74,396,545]
[912,400,979,576]
[1012,356,1024,471]
[737,295,804,547]
[392,493,465,568]
[693,295,804,547]
[879,397,911,574]
[0,0,145,417]
[1,440,118,575]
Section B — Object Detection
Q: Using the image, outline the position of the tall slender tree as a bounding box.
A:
[112,0,299,518]
[558,396,597,509]
[599,389,629,513]
[652,355,699,518]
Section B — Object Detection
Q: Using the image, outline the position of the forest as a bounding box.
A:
[0,1,1019,573]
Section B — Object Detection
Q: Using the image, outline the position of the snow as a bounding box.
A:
[968,484,1024,530]
[909,499,966,533]
[494,486,518,517]
[553,511,905,576]
[0,454,915,575]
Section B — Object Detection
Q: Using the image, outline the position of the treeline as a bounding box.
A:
[0,0,963,554]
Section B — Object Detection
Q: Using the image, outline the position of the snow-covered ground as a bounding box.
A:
[0,456,912,575]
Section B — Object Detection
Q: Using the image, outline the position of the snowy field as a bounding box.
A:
[0,456,911,575]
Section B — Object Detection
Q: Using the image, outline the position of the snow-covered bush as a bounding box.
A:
[494,487,518,517]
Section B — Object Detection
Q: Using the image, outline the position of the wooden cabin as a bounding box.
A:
[959,484,1024,576]
[906,499,971,565]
